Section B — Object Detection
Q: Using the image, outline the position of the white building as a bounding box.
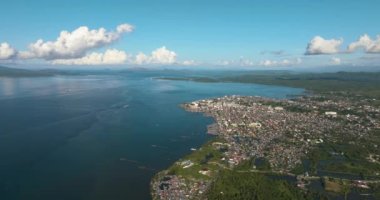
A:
[325,111,337,117]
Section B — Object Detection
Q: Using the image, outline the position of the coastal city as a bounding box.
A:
[151,94,380,199]
[1,1,380,200]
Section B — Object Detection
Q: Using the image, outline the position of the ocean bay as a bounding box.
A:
[0,71,303,200]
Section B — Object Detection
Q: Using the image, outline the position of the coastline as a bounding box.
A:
[151,94,380,199]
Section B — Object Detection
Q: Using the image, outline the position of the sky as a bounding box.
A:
[0,0,379,69]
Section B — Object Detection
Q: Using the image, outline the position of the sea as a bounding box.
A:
[0,70,304,200]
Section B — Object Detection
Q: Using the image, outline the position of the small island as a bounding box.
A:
[151,93,380,199]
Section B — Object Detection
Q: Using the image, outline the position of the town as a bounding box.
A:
[151,94,380,199]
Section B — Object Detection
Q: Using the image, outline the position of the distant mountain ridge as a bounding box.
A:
[0,66,70,77]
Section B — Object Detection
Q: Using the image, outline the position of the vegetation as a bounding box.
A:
[290,162,306,174]
[305,135,380,178]
[206,170,309,200]
[160,71,380,101]
[369,182,380,199]
[221,72,380,99]
[322,177,349,193]
[167,138,226,180]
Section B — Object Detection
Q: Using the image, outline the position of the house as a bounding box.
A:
[325,111,337,117]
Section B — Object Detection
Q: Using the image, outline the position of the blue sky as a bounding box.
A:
[0,0,379,68]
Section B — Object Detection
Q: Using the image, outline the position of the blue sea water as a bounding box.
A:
[0,71,304,200]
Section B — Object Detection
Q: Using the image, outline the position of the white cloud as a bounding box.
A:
[51,46,179,66]
[0,25,184,66]
[260,60,275,66]
[135,52,150,65]
[305,36,343,55]
[260,59,283,66]
[116,24,134,33]
[259,58,302,67]
[347,34,380,53]
[238,57,254,66]
[52,49,128,65]
[133,46,177,65]
[151,46,177,64]
[21,23,134,60]
[330,57,341,65]
[219,60,230,66]
[0,43,17,60]
[218,57,254,67]
[182,60,196,65]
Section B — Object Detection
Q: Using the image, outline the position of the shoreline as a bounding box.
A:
[151,94,380,199]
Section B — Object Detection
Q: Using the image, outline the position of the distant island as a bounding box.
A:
[151,71,380,199]
[0,66,59,77]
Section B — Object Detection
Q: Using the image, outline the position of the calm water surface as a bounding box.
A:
[0,71,304,200]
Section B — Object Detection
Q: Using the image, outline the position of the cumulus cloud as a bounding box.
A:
[305,36,343,55]
[0,24,185,66]
[135,52,150,65]
[330,57,341,65]
[259,58,302,67]
[52,49,128,65]
[21,23,134,60]
[51,46,179,66]
[0,43,17,60]
[133,46,177,65]
[347,34,380,53]
[151,46,177,64]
